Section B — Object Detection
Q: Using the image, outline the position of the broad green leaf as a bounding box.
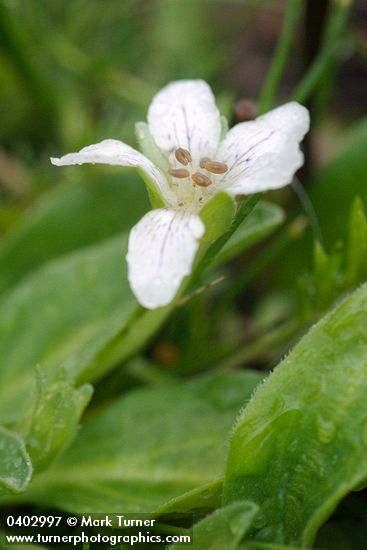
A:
[213,201,284,267]
[0,427,32,495]
[14,371,263,514]
[0,233,137,425]
[224,283,367,547]
[19,368,92,472]
[169,501,258,550]
[0,173,149,295]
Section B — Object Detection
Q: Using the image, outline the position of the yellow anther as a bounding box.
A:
[191,172,212,187]
[200,158,228,174]
[199,157,210,168]
[175,148,192,166]
[168,168,190,179]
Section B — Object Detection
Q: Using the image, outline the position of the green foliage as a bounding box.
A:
[0,174,149,295]
[20,368,92,473]
[158,479,224,515]
[14,371,263,514]
[224,283,367,547]
[0,427,32,495]
[170,501,259,550]
[298,197,367,319]
[213,201,284,267]
[344,197,367,287]
[0,233,136,425]
[276,119,367,286]
[310,119,367,247]
[0,228,181,436]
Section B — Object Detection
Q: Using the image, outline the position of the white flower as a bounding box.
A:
[51,80,309,309]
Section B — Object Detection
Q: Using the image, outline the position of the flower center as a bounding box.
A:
[168,148,228,188]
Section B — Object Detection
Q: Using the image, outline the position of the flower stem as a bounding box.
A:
[257,0,303,115]
[291,0,354,104]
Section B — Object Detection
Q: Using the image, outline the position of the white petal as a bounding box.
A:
[218,102,310,195]
[127,209,205,309]
[51,138,167,192]
[147,80,221,163]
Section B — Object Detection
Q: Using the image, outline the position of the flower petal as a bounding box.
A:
[51,138,167,193]
[147,80,221,163]
[217,102,310,194]
[127,208,205,309]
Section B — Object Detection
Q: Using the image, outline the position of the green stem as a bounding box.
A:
[257,0,303,114]
[291,0,354,104]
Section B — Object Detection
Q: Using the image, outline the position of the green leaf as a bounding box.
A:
[17,371,263,514]
[0,173,149,295]
[20,368,92,473]
[169,501,259,550]
[297,198,367,320]
[0,233,137,425]
[311,240,343,312]
[0,426,32,495]
[212,201,284,267]
[223,283,367,547]
[344,196,367,288]
[158,479,223,515]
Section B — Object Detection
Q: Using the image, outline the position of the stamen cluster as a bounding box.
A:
[168,148,228,188]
